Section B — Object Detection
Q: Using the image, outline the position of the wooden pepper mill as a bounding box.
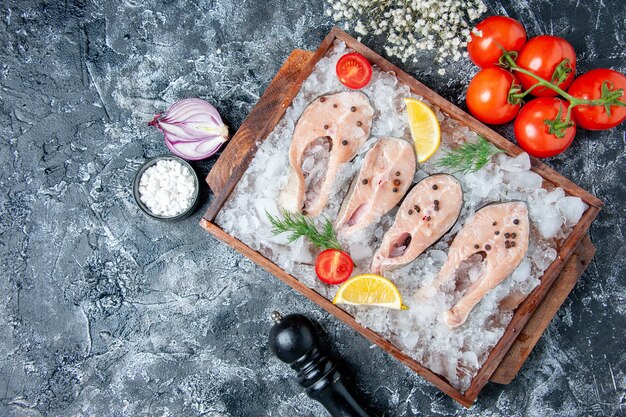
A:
[268,311,373,417]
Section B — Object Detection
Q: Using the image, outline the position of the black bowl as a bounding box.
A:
[133,155,200,221]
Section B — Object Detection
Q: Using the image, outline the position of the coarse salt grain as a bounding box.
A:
[138,159,195,217]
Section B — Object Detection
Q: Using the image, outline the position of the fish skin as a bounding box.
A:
[336,137,416,236]
[281,92,374,217]
[371,174,463,276]
[425,201,530,328]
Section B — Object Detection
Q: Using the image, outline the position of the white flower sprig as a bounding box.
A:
[325,0,488,74]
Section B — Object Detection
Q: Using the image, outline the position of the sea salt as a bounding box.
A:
[138,159,195,217]
[215,41,588,392]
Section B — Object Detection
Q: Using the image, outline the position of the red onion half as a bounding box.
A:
[149,98,229,160]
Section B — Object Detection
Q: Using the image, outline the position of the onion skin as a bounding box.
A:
[149,98,229,160]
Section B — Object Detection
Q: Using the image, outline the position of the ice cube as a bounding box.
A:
[291,236,314,264]
[533,205,562,239]
[349,242,373,262]
[557,196,587,226]
[510,259,532,283]
[399,332,420,351]
[531,247,557,271]
[428,249,448,265]
[506,170,543,191]
[498,152,531,172]
[254,198,279,224]
[544,187,565,204]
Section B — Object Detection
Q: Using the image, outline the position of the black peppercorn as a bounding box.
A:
[392,187,398,192]
[426,216,431,221]
[513,219,519,225]
[495,231,500,235]
[485,245,491,250]
[492,221,497,226]
[434,206,440,211]
[474,244,480,249]
[320,97,326,102]
[505,233,511,239]
[511,232,517,238]
[393,179,401,186]
[350,106,356,112]
[333,103,337,108]
[414,205,420,212]
[434,200,439,205]
[408,209,413,215]
[395,171,401,176]
[356,121,362,127]
[324,124,329,130]
[362,179,368,185]
[432,184,438,190]
[342,140,348,146]
[511,241,516,247]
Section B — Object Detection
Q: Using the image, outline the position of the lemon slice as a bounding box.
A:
[333,274,408,310]
[404,98,441,163]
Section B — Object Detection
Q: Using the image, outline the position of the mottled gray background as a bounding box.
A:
[1,0,624,416]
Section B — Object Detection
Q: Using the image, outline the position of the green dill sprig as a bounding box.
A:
[265,210,342,251]
[436,136,504,174]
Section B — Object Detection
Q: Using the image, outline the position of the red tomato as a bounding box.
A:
[315,249,354,285]
[516,35,576,97]
[567,68,626,130]
[466,67,521,125]
[514,97,576,158]
[336,53,372,89]
[467,16,527,68]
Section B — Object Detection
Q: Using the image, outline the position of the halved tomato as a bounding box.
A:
[315,249,354,285]
[336,53,373,90]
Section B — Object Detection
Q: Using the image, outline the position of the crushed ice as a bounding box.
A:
[215,41,588,392]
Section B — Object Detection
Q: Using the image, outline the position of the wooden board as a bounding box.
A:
[201,27,602,407]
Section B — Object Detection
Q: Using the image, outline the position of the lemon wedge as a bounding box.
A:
[404,98,441,163]
[332,274,408,310]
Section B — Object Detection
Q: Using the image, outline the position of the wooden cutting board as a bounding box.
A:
[202,28,602,406]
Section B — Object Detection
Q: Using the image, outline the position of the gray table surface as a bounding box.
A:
[1,1,624,416]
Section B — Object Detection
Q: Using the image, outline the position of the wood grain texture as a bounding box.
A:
[200,27,603,407]
[490,234,596,384]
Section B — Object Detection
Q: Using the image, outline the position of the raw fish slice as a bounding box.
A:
[424,202,530,328]
[336,137,416,236]
[371,174,463,275]
[279,92,374,217]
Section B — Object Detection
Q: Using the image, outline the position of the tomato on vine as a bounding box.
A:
[516,35,576,97]
[466,67,522,125]
[467,16,527,68]
[514,97,576,158]
[567,69,626,130]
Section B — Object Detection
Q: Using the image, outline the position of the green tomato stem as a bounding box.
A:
[502,53,624,130]
[503,54,575,100]
[511,83,540,100]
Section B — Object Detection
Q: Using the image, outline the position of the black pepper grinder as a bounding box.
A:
[268,311,373,417]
